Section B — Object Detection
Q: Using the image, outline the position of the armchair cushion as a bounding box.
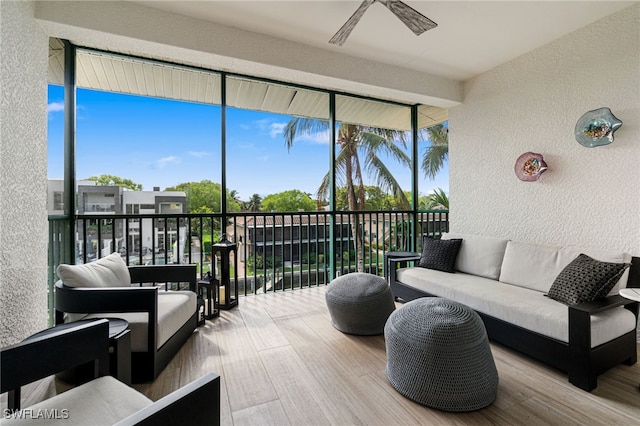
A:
[84,291,197,352]
[57,253,131,288]
[2,376,152,425]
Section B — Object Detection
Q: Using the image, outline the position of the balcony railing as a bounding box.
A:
[47,210,448,322]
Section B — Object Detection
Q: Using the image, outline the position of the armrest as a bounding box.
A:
[388,255,421,265]
[570,294,638,315]
[388,254,421,285]
[129,264,198,292]
[54,283,159,355]
[114,373,221,426]
[569,294,639,363]
[1,319,110,411]
[55,281,158,315]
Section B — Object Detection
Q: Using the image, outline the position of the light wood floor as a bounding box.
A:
[11,287,640,425]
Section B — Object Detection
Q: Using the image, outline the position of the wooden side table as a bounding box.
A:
[28,318,132,385]
[109,320,131,385]
[384,251,419,283]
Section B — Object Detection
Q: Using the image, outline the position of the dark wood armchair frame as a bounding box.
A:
[1,320,220,425]
[389,255,640,392]
[54,264,199,382]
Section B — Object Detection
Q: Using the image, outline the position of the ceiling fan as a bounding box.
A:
[329,0,437,46]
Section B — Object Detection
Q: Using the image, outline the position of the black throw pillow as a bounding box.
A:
[418,237,463,273]
[546,253,630,305]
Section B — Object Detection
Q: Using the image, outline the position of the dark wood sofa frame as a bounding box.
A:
[389,255,640,392]
[54,264,199,382]
[1,319,220,425]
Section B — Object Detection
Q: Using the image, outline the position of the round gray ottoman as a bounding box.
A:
[325,272,395,335]
[385,297,498,412]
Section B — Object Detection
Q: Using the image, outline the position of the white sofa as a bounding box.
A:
[389,233,640,391]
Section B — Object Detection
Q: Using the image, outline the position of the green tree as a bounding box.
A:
[420,123,449,180]
[164,180,241,213]
[244,193,263,212]
[426,188,449,210]
[86,174,142,191]
[261,189,316,212]
[335,186,394,210]
[284,119,410,271]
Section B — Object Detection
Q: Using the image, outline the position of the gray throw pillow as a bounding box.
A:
[547,253,630,305]
[418,238,463,273]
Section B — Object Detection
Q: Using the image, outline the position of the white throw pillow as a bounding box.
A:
[442,232,509,280]
[57,252,131,288]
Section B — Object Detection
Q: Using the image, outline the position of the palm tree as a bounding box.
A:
[229,189,241,205]
[245,193,262,212]
[421,123,448,179]
[427,188,449,210]
[284,119,411,272]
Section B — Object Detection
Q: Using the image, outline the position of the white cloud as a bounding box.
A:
[299,129,330,145]
[188,151,211,158]
[269,122,287,138]
[252,119,288,139]
[256,155,270,162]
[156,156,180,168]
[48,102,64,113]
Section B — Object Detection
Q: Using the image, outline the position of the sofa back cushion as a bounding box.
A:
[499,241,565,293]
[441,233,509,280]
[499,240,632,294]
[57,252,131,288]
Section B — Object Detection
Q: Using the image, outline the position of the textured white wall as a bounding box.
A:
[449,4,640,255]
[0,1,50,345]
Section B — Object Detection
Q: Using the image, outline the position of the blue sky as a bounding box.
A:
[48,85,449,201]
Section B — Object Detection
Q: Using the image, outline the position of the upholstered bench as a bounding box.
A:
[325,272,395,335]
[385,297,498,412]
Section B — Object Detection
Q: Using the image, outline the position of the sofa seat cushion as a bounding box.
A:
[1,376,152,426]
[85,290,196,352]
[396,268,636,347]
[441,233,508,280]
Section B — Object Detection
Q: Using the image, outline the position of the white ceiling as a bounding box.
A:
[134,1,634,82]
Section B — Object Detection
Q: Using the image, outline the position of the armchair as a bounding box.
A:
[1,320,220,425]
[54,253,199,382]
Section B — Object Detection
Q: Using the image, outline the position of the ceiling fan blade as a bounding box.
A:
[378,0,437,36]
[329,0,376,46]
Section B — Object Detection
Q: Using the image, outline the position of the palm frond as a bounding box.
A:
[283,117,330,152]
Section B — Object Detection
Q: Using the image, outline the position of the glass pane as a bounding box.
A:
[226,77,330,206]
[47,83,65,215]
[335,95,412,211]
[417,103,449,211]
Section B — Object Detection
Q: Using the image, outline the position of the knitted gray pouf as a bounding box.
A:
[325,272,395,335]
[385,297,498,412]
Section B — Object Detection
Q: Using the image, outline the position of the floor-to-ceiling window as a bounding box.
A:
[47,39,449,306]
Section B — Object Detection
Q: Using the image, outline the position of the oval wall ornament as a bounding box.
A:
[575,107,622,148]
[515,152,548,182]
